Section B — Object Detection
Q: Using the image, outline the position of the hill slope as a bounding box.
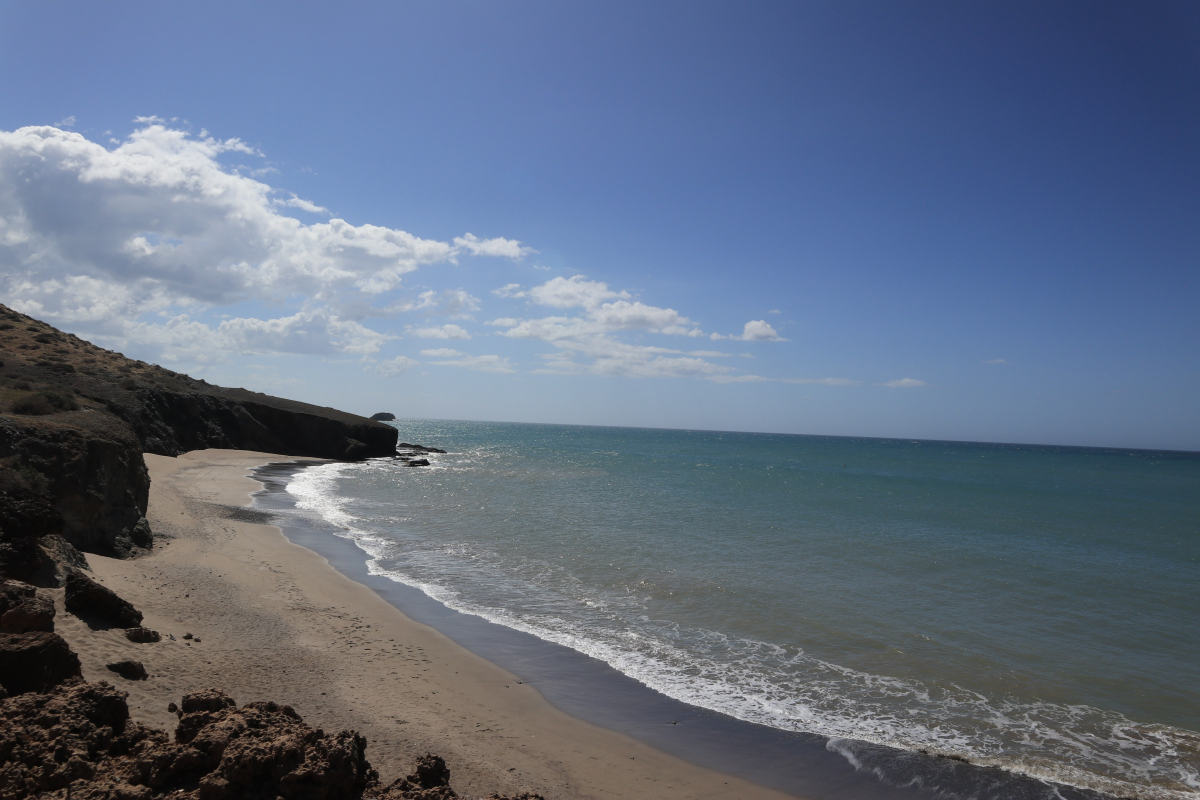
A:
[0,304,397,581]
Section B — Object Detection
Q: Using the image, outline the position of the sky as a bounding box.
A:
[0,1,1197,450]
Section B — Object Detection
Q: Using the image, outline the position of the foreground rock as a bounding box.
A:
[65,571,143,628]
[0,631,81,695]
[124,627,162,643]
[0,579,54,633]
[0,681,546,799]
[106,659,148,681]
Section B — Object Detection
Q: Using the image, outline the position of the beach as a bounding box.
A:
[52,448,798,800]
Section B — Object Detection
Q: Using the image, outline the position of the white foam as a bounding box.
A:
[279,459,1200,800]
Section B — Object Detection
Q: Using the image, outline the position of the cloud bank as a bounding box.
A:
[0,122,826,386]
[0,123,527,361]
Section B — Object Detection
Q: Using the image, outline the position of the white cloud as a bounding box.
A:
[54,116,76,128]
[452,233,535,260]
[767,309,781,314]
[0,122,529,359]
[493,283,526,298]
[426,353,515,373]
[530,275,628,309]
[882,378,928,388]
[376,355,420,376]
[419,348,463,357]
[711,320,787,342]
[275,194,329,214]
[409,323,471,339]
[488,275,725,377]
[984,358,1007,364]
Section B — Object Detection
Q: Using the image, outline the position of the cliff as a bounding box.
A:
[0,303,397,578]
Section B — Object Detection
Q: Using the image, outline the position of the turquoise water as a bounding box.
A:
[287,420,1200,799]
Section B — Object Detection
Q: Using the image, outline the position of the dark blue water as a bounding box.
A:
[287,420,1200,799]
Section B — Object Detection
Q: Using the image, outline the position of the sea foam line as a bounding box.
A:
[285,461,1199,800]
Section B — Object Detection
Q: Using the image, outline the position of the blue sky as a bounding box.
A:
[1,1,1197,450]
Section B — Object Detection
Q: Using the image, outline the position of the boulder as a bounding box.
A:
[367,753,456,799]
[0,631,82,694]
[0,579,55,632]
[125,627,162,643]
[106,659,148,681]
[64,571,143,628]
[404,459,431,467]
[0,682,378,799]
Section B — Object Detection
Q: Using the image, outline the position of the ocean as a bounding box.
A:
[281,419,1199,800]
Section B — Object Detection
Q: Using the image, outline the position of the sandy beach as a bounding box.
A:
[50,449,799,800]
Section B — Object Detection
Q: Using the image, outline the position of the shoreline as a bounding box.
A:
[251,457,1126,800]
[53,449,802,800]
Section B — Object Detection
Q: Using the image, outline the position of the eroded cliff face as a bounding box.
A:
[0,304,397,579]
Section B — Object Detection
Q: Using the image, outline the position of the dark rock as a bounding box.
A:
[167,701,178,713]
[0,579,55,632]
[407,753,451,789]
[125,626,162,643]
[183,632,193,639]
[0,631,82,694]
[398,443,447,454]
[106,659,148,680]
[370,412,397,421]
[64,571,143,628]
[405,459,431,467]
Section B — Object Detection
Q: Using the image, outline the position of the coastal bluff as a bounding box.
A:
[0,303,397,579]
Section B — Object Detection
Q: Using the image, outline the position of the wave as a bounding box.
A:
[285,459,1199,800]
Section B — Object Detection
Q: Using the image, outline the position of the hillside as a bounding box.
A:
[0,304,397,582]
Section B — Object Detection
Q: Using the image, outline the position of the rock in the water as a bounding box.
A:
[0,579,55,632]
[0,631,82,694]
[404,458,431,467]
[106,659,148,680]
[64,571,143,628]
[125,626,162,643]
[370,412,397,421]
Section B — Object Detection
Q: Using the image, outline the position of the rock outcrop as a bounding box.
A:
[0,631,82,695]
[0,304,399,579]
[0,682,505,800]
[0,579,54,633]
[65,571,144,628]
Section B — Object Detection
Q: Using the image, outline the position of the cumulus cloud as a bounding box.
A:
[425,353,515,373]
[0,122,529,360]
[529,275,629,309]
[376,355,420,376]
[408,324,471,339]
[493,283,526,298]
[486,275,742,377]
[711,320,787,342]
[452,233,535,260]
[274,194,330,214]
[882,378,928,388]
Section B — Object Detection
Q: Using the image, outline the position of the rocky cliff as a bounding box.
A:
[0,304,397,579]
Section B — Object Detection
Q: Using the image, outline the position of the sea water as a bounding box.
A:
[286,420,1200,799]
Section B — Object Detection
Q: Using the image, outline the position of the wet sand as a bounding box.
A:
[52,450,800,800]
